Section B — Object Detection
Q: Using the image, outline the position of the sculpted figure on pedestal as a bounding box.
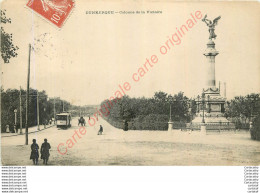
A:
[202,14,221,40]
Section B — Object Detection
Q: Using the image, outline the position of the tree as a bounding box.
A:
[225,93,260,124]
[171,92,189,121]
[100,91,192,130]
[1,9,19,63]
[1,88,72,132]
[251,114,260,140]
[153,91,168,102]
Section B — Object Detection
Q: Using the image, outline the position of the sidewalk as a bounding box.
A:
[1,124,55,138]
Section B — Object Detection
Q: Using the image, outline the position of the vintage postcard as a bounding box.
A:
[1,0,260,166]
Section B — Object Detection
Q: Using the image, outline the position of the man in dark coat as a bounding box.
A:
[78,117,86,126]
[124,120,128,131]
[40,139,51,165]
[30,139,39,165]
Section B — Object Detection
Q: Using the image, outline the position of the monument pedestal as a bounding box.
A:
[192,86,234,128]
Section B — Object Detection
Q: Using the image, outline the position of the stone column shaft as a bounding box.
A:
[203,40,219,89]
[206,56,216,87]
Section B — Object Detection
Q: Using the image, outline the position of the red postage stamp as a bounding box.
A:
[26,0,75,28]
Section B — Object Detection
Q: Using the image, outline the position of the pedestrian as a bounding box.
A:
[124,120,128,131]
[40,138,51,165]
[30,139,39,165]
[11,125,15,133]
[78,117,80,126]
[98,125,103,135]
[15,125,18,133]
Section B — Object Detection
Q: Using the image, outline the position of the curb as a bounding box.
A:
[1,125,55,138]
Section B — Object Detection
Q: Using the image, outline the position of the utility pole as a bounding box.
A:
[14,109,17,132]
[25,44,31,145]
[19,87,23,134]
[169,105,172,121]
[37,91,40,130]
[54,98,56,124]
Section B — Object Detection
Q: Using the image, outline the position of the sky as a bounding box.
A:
[1,1,260,105]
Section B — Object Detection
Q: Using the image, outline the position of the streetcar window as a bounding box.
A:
[56,115,67,120]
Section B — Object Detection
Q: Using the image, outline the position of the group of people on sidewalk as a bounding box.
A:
[30,138,51,165]
[5,125,19,133]
[30,124,105,165]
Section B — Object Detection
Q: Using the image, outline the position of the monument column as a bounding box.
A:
[204,40,218,89]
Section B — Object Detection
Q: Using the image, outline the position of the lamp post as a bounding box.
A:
[37,91,40,130]
[197,94,205,123]
[19,88,23,134]
[197,93,207,134]
[196,95,200,113]
[53,98,56,124]
[201,93,206,123]
[247,94,259,122]
[44,107,46,129]
[169,104,172,121]
[188,100,193,122]
[168,103,173,131]
[14,109,17,133]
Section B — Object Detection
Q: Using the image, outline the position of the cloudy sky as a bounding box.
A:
[1,1,259,105]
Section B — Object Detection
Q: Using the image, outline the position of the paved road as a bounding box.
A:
[1,117,260,165]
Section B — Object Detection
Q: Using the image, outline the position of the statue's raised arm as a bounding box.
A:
[202,14,210,25]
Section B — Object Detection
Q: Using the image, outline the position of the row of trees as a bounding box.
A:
[1,87,99,132]
[1,88,71,132]
[100,91,260,130]
[102,91,195,122]
[101,92,196,130]
[225,94,260,124]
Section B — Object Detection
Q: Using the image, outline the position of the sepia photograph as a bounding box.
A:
[1,0,260,166]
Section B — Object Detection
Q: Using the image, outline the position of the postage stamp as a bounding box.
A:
[26,0,75,28]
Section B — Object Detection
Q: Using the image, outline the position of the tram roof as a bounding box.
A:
[56,112,71,116]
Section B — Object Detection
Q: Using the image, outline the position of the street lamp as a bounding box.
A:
[207,95,211,113]
[44,107,46,129]
[14,109,17,133]
[197,93,206,124]
[188,100,192,122]
[169,103,172,121]
[168,103,174,131]
[201,93,206,123]
[196,96,200,113]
